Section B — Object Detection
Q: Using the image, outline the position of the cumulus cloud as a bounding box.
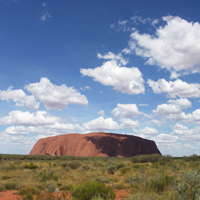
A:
[153,98,191,117]
[25,77,88,111]
[1,111,81,137]
[152,133,179,143]
[119,118,140,129]
[4,126,28,135]
[82,116,120,131]
[171,124,200,142]
[111,103,143,118]
[130,16,200,76]
[0,87,39,110]
[97,110,105,116]
[148,79,200,98]
[97,51,128,65]
[152,99,200,125]
[137,127,159,136]
[80,60,145,95]
[0,110,61,126]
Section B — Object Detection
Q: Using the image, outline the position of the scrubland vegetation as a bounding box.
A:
[0,154,200,199]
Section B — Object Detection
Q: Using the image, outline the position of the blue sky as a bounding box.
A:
[1,0,200,156]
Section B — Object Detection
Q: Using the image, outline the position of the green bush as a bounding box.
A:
[183,154,200,162]
[5,180,19,190]
[37,170,58,182]
[124,174,140,184]
[70,181,115,200]
[126,192,167,200]
[115,163,126,170]
[147,174,174,193]
[22,193,34,200]
[176,171,200,200]
[23,164,39,169]
[119,166,132,175]
[131,154,162,163]
[82,165,90,172]
[19,186,40,196]
[107,165,116,175]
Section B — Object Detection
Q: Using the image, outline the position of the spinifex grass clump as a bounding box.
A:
[70,181,115,200]
[146,174,175,193]
[176,171,200,200]
[37,169,58,182]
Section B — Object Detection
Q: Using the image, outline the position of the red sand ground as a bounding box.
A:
[0,189,131,200]
[30,132,161,157]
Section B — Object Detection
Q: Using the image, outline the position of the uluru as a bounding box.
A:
[29,132,161,157]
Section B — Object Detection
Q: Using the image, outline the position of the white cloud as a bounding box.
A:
[0,110,61,126]
[130,16,200,76]
[97,51,128,65]
[119,118,140,129]
[130,15,151,24]
[0,87,39,110]
[153,98,191,117]
[148,79,200,98]
[82,116,120,131]
[80,60,145,95]
[41,12,51,21]
[97,110,105,116]
[139,104,148,107]
[25,77,88,111]
[152,99,200,125]
[111,103,142,118]
[118,20,127,26]
[4,126,28,135]
[171,123,200,142]
[80,86,90,90]
[152,133,179,143]
[138,127,159,136]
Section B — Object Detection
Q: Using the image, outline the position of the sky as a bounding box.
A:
[0,0,200,156]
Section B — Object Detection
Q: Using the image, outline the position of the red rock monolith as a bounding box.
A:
[29,132,161,157]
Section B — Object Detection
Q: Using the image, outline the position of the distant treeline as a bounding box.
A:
[0,153,199,162]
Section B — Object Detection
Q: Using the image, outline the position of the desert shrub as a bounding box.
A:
[6,163,17,170]
[70,181,115,200]
[115,163,126,170]
[91,196,104,200]
[131,154,162,163]
[67,161,81,169]
[158,155,172,162]
[147,174,174,193]
[188,161,199,169]
[59,182,73,191]
[113,182,126,189]
[184,154,200,162]
[23,164,39,169]
[119,166,132,175]
[176,171,200,200]
[37,170,58,182]
[22,193,34,200]
[82,165,90,172]
[95,176,110,184]
[126,192,167,200]
[107,165,116,175]
[19,186,41,196]
[132,163,141,168]
[124,174,140,184]
[0,183,5,191]
[60,161,68,168]
[5,180,19,190]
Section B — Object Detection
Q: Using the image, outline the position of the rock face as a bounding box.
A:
[29,132,161,157]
